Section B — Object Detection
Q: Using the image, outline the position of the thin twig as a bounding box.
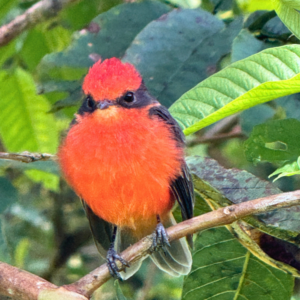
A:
[0,151,55,163]
[0,0,81,47]
[187,130,245,146]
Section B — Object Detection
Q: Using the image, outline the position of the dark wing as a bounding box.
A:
[81,199,114,258]
[149,105,194,246]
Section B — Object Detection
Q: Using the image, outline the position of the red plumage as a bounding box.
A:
[58,58,193,279]
[82,58,142,101]
[58,106,183,237]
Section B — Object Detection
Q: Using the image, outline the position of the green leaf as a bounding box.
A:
[0,68,58,153]
[182,227,293,300]
[114,280,129,300]
[232,29,267,62]
[274,0,300,39]
[0,177,18,214]
[0,160,60,175]
[124,10,241,107]
[244,118,300,164]
[25,170,59,192]
[21,25,72,71]
[269,157,300,181]
[187,156,300,244]
[0,0,18,21]
[241,104,275,135]
[170,45,300,135]
[0,217,11,263]
[40,1,170,69]
[14,238,30,268]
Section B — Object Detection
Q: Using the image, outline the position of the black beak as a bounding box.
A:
[97,100,112,110]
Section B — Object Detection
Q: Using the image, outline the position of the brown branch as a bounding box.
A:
[0,151,55,163]
[0,261,57,300]
[67,190,300,298]
[1,190,300,299]
[0,0,81,47]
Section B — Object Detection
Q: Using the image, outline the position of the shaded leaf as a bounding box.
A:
[240,104,275,135]
[170,45,300,135]
[244,118,300,163]
[123,8,228,107]
[261,16,291,39]
[0,217,11,263]
[114,280,129,300]
[187,156,300,243]
[0,177,18,214]
[232,29,267,62]
[182,227,293,300]
[40,1,170,69]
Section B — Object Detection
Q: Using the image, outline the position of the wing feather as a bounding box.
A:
[149,105,194,246]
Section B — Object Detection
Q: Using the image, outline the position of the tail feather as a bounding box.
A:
[116,213,192,279]
[150,213,192,276]
[115,227,148,280]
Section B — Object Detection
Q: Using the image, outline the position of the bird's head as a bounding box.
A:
[77,58,157,120]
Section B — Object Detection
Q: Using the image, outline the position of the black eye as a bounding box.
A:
[86,96,96,109]
[123,92,135,103]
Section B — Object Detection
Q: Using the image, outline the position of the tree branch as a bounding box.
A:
[67,190,300,298]
[0,0,80,47]
[1,190,300,299]
[0,151,54,163]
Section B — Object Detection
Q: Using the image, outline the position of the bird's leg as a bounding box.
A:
[106,226,130,280]
[150,215,171,254]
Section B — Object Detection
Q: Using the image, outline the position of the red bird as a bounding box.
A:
[58,58,194,279]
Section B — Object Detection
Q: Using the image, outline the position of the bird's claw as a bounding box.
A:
[150,222,170,255]
[106,248,130,280]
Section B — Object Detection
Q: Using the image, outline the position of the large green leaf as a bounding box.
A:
[274,0,300,40]
[182,227,293,300]
[187,156,300,243]
[39,1,170,69]
[0,68,58,153]
[124,8,235,107]
[244,118,300,163]
[170,45,300,135]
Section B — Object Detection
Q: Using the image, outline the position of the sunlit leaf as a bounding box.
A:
[170,45,300,135]
[269,157,300,181]
[0,68,58,153]
[274,0,300,39]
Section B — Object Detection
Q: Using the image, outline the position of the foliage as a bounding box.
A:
[1,0,300,300]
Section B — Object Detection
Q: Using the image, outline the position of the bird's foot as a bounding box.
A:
[106,247,130,280]
[150,222,171,255]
